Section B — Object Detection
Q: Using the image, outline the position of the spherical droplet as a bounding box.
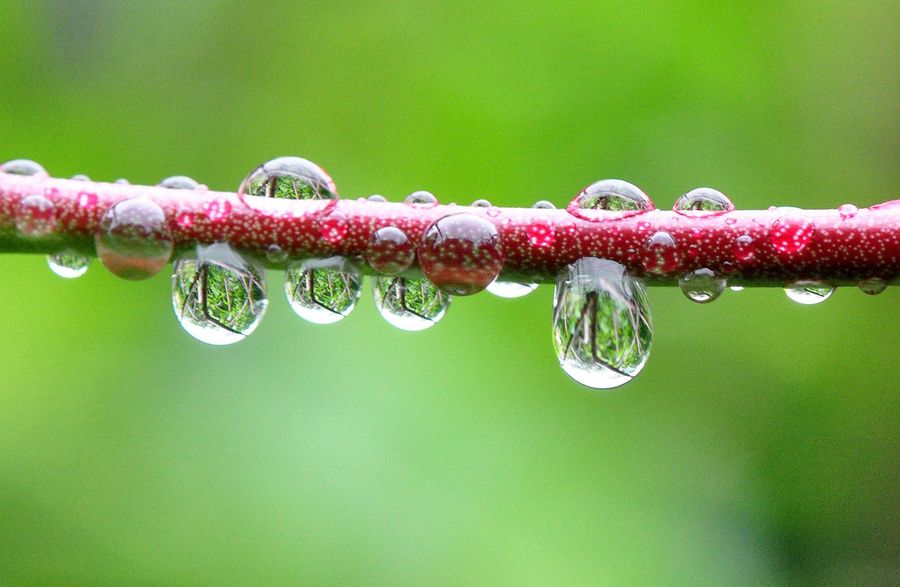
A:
[366,226,415,275]
[95,196,173,280]
[320,210,348,245]
[553,258,652,389]
[486,278,538,298]
[566,179,654,222]
[838,204,858,220]
[642,231,681,274]
[471,198,491,208]
[768,215,814,255]
[15,194,56,236]
[238,156,337,206]
[733,234,757,263]
[678,268,725,303]
[172,244,268,345]
[47,251,90,279]
[373,276,451,331]
[266,244,288,264]
[157,175,199,190]
[673,187,734,217]
[858,278,887,296]
[404,191,438,208]
[532,200,556,209]
[1,159,47,177]
[784,282,834,305]
[418,213,504,295]
[367,194,388,202]
[284,257,362,324]
[526,217,556,247]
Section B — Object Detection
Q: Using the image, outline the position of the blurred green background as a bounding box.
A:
[1,1,898,585]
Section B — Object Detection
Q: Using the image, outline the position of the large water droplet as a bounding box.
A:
[15,194,56,236]
[486,278,537,298]
[673,187,734,217]
[238,156,337,206]
[418,213,504,295]
[858,278,887,296]
[784,282,834,304]
[373,276,450,331]
[284,257,362,324]
[47,251,90,278]
[566,179,654,222]
[768,215,814,255]
[172,244,268,345]
[1,159,47,177]
[678,268,725,303]
[553,258,652,389]
[641,231,681,274]
[366,226,415,275]
[95,196,173,280]
[404,191,439,208]
[158,175,199,190]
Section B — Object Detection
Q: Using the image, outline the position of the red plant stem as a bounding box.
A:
[1,173,898,287]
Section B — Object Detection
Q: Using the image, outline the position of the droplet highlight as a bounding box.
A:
[373,276,451,331]
[486,278,537,298]
[284,257,362,324]
[418,213,504,295]
[95,196,173,280]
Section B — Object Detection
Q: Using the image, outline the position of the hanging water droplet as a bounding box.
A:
[47,251,90,279]
[418,213,504,295]
[15,194,56,236]
[284,257,362,324]
[838,204,858,220]
[678,268,725,303]
[1,159,47,177]
[486,278,538,298]
[366,226,415,275]
[768,215,814,255]
[784,282,834,305]
[471,198,491,208]
[532,200,556,209]
[238,156,337,206]
[266,244,288,264]
[367,194,388,202]
[566,179,654,222]
[95,196,173,280]
[157,175,199,190]
[733,234,756,263]
[858,278,887,295]
[404,191,439,208]
[172,244,268,345]
[553,258,652,389]
[641,231,681,274]
[673,187,734,217]
[373,276,451,331]
[71,174,91,182]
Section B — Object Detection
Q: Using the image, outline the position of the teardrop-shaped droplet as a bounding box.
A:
[858,277,887,296]
[486,278,538,298]
[678,268,725,303]
[566,179,654,222]
[553,258,652,389]
[404,191,439,208]
[838,204,858,220]
[373,276,451,331]
[47,251,90,279]
[16,194,56,236]
[641,231,681,274]
[1,159,47,177]
[769,215,814,255]
[95,196,173,280]
[532,200,556,209]
[673,187,734,217]
[784,282,834,305]
[171,244,268,345]
[158,175,199,190]
[366,226,415,275]
[284,257,362,324]
[238,156,337,207]
[418,213,504,295]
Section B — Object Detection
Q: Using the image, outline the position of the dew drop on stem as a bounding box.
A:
[784,282,834,304]
[284,257,362,324]
[47,251,90,279]
[95,196,173,280]
[373,276,451,331]
[566,179,654,222]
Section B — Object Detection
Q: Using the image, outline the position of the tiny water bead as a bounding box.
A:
[172,244,268,345]
[71,174,91,181]
[532,200,556,209]
[158,175,199,190]
[784,282,834,305]
[373,276,451,331]
[768,215,814,255]
[284,257,362,324]
[1,159,47,177]
[486,278,538,298]
[404,191,439,208]
[553,258,652,390]
[642,231,681,274]
[266,244,288,264]
[417,213,504,295]
[15,194,56,236]
[46,252,90,279]
[673,187,734,217]
[733,234,757,263]
[471,199,491,208]
[678,268,725,303]
[566,179,654,222]
[204,199,232,222]
[238,156,337,204]
[366,226,415,275]
[95,196,173,280]
[858,278,887,295]
[838,204,858,220]
[367,194,388,203]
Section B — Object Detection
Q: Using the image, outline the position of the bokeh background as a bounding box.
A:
[1,1,898,584]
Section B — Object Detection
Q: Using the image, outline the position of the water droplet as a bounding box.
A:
[266,244,288,264]
[733,234,756,263]
[729,285,744,292]
[418,213,504,295]
[525,217,556,247]
[725,217,737,225]
[838,204,858,220]
[157,175,199,190]
[641,231,681,274]
[858,277,887,295]
[768,215,814,255]
[71,174,91,182]
[204,199,232,222]
[784,282,834,305]
[404,191,439,208]
[553,258,652,389]
[471,198,491,208]
[172,244,268,345]
[95,196,173,280]
[1,159,47,177]
[366,226,415,275]
[47,251,90,278]
[532,200,556,209]
[284,257,362,324]
[566,179,654,222]
[238,156,337,206]
[115,178,130,185]
[373,276,451,331]
[672,187,734,217]
[320,210,348,245]
[367,194,387,202]
[15,194,56,236]
[486,278,537,298]
[678,268,725,303]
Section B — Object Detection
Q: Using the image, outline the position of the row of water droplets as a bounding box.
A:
[2,158,892,390]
